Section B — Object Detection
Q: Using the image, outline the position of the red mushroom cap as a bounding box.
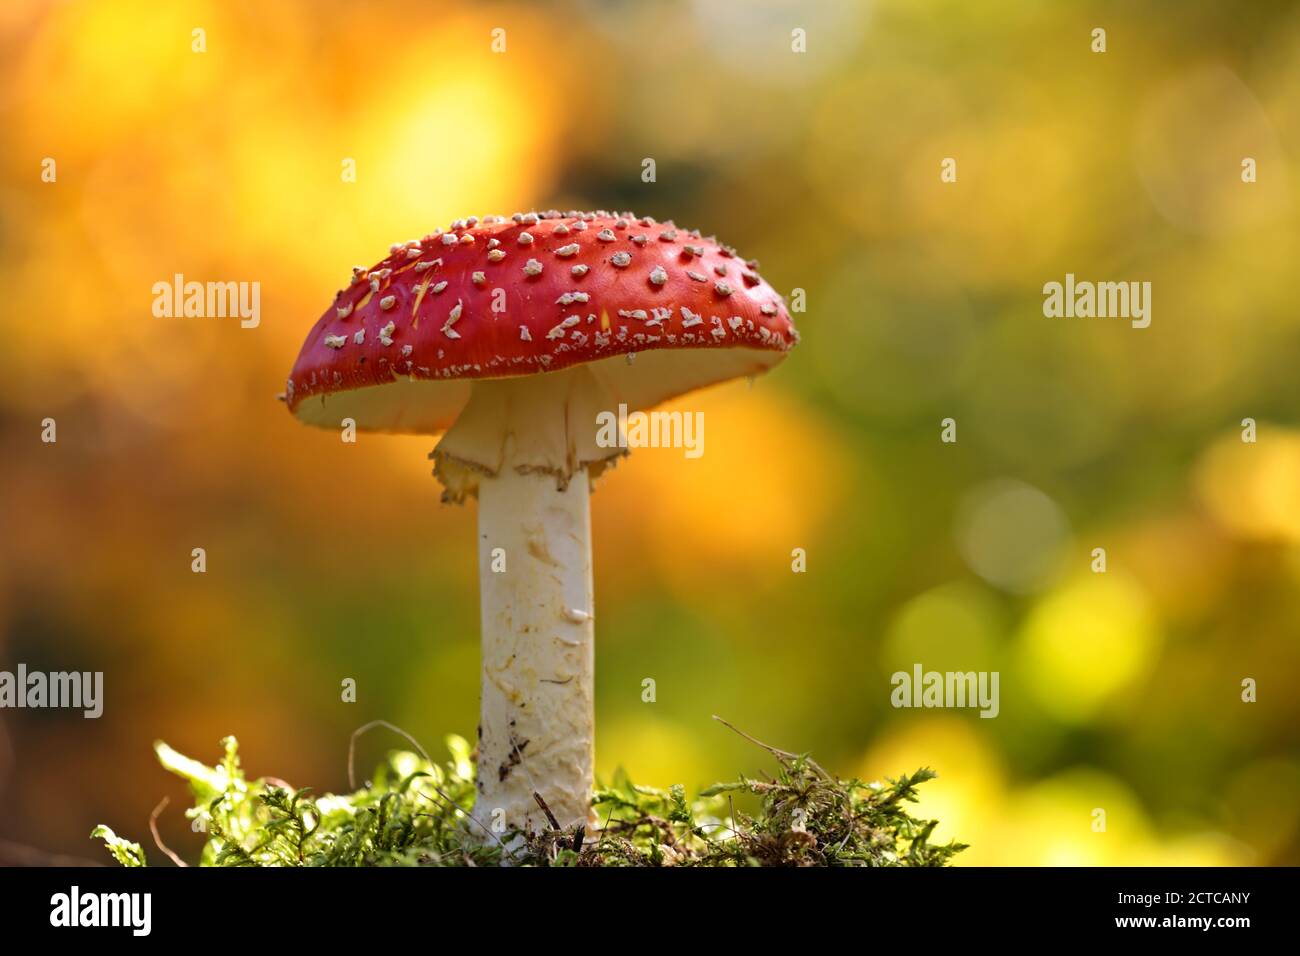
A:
[286,211,799,433]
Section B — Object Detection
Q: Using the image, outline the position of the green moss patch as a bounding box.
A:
[95,721,966,867]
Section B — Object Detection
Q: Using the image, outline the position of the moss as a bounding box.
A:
[94,721,966,867]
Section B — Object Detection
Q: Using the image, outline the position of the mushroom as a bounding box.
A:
[284,211,799,835]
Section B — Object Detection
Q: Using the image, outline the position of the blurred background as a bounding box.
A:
[2,0,1299,866]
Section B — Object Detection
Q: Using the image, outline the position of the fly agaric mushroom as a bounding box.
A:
[285,210,798,835]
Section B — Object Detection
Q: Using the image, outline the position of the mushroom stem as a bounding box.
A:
[472,455,596,833]
[431,368,623,836]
